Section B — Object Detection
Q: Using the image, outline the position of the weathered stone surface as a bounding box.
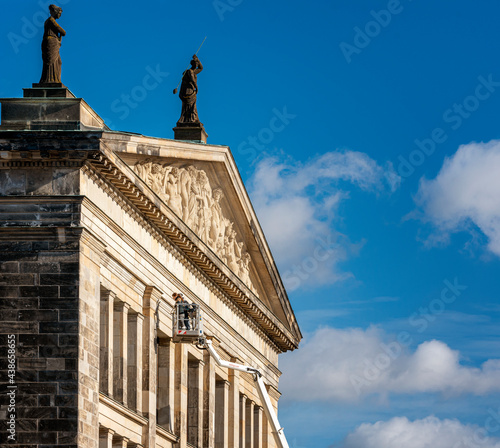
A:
[0,91,300,448]
[0,97,109,131]
[173,125,208,143]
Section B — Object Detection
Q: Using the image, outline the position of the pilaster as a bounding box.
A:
[100,290,116,396]
[174,342,188,448]
[158,338,174,431]
[240,394,247,448]
[128,312,144,413]
[188,358,204,447]
[215,380,230,448]
[245,400,255,448]
[142,286,161,448]
[114,301,130,406]
[203,349,216,448]
[228,363,241,448]
[254,406,263,448]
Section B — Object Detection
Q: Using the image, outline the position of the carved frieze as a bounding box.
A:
[134,160,255,291]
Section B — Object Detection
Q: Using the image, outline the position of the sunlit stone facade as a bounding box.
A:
[0,89,301,448]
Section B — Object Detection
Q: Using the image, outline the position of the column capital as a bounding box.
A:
[99,426,115,437]
[114,301,131,312]
[217,379,231,389]
[188,358,205,368]
[101,288,118,301]
[128,311,145,322]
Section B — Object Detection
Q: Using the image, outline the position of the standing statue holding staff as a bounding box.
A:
[173,37,207,126]
[39,4,66,84]
[176,55,204,125]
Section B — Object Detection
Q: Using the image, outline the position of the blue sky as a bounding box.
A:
[3,1,500,447]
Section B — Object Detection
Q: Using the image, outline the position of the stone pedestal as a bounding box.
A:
[24,84,75,98]
[173,124,208,143]
[0,86,109,131]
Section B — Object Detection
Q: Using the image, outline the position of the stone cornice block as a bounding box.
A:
[0,96,109,131]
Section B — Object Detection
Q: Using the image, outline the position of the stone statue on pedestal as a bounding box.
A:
[39,4,66,85]
[177,55,203,126]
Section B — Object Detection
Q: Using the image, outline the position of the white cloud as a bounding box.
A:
[248,151,399,291]
[280,327,500,403]
[341,416,500,448]
[415,140,500,255]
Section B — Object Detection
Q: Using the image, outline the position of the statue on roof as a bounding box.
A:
[39,4,66,85]
[176,55,203,126]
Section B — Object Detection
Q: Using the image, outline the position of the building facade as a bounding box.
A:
[0,86,301,448]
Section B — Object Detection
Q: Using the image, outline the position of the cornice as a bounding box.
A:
[81,169,284,355]
[102,132,301,340]
[87,147,299,352]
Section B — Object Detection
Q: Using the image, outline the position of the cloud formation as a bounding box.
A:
[248,151,399,290]
[340,416,500,448]
[415,140,500,255]
[280,327,500,403]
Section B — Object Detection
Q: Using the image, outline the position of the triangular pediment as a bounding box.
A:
[103,133,300,344]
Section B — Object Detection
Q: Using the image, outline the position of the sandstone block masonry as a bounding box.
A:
[0,88,301,448]
[0,134,102,447]
[0,207,82,447]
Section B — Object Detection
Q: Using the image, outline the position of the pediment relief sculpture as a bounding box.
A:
[134,160,255,292]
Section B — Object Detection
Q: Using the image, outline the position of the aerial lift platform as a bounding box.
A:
[172,300,290,448]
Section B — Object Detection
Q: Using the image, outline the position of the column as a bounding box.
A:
[215,380,230,448]
[174,342,188,448]
[239,394,247,448]
[254,406,263,448]
[188,358,204,447]
[157,338,174,430]
[113,301,130,405]
[228,365,240,448]
[245,400,255,448]
[100,290,115,396]
[142,286,160,448]
[99,427,114,448]
[127,312,144,413]
[203,350,216,448]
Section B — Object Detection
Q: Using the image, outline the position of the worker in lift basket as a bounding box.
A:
[174,293,192,330]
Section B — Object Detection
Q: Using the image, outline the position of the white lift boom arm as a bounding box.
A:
[202,338,290,448]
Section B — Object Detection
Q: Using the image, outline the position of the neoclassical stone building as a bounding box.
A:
[0,86,301,448]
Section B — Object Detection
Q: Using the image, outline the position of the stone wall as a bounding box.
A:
[0,163,100,448]
[0,216,81,447]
